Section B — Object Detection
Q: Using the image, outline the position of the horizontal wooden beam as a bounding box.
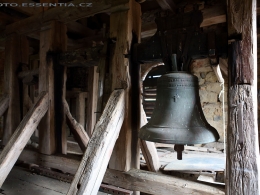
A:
[141,5,260,38]
[103,169,225,195]
[12,147,225,195]
[0,91,48,187]
[18,69,39,79]
[0,0,129,40]
[58,46,103,67]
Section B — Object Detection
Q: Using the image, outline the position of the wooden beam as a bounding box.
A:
[8,148,224,195]
[0,94,9,118]
[86,66,99,136]
[67,89,125,195]
[156,0,176,12]
[139,106,160,172]
[226,0,260,194]
[96,42,108,121]
[64,100,89,152]
[19,148,81,174]
[109,0,141,173]
[103,169,225,195]
[141,5,226,38]
[38,21,67,155]
[0,0,43,15]
[0,0,129,39]
[66,91,88,99]
[18,69,39,79]
[58,47,103,67]
[3,34,28,144]
[0,91,48,187]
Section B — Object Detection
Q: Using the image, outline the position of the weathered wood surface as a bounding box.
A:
[54,63,67,154]
[0,92,48,187]
[0,0,129,39]
[0,94,9,118]
[19,148,81,174]
[103,169,225,195]
[227,0,260,194]
[139,106,160,172]
[18,69,39,79]
[86,66,99,136]
[109,0,141,173]
[4,148,224,195]
[3,34,28,145]
[38,21,67,155]
[67,89,125,195]
[96,42,108,121]
[58,47,103,67]
[141,5,226,38]
[64,100,89,152]
[227,85,259,194]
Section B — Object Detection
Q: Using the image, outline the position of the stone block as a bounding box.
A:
[205,72,218,82]
[199,90,218,103]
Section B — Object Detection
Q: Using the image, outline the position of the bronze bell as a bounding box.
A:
[139,72,220,145]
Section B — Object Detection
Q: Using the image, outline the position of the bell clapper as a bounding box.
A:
[174,144,184,160]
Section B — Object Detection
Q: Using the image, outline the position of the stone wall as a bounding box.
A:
[190,58,228,143]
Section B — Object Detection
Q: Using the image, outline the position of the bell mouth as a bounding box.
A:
[139,125,220,145]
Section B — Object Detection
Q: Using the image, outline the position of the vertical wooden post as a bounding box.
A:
[3,34,28,145]
[86,66,99,136]
[76,92,86,128]
[96,42,108,121]
[38,21,67,155]
[109,0,141,175]
[226,0,260,194]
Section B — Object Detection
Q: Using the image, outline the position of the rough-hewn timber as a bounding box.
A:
[64,100,89,152]
[0,92,48,187]
[226,0,260,194]
[67,89,125,195]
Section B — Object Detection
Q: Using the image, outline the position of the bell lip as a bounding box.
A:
[139,125,220,145]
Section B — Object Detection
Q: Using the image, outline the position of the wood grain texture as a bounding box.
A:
[139,106,160,172]
[103,169,225,195]
[2,148,224,195]
[227,0,260,194]
[228,0,255,84]
[19,148,81,174]
[96,42,108,121]
[109,0,141,172]
[3,34,28,145]
[64,100,89,152]
[227,85,259,194]
[0,91,48,187]
[38,21,67,155]
[67,89,125,195]
[86,66,99,136]
[0,94,9,118]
